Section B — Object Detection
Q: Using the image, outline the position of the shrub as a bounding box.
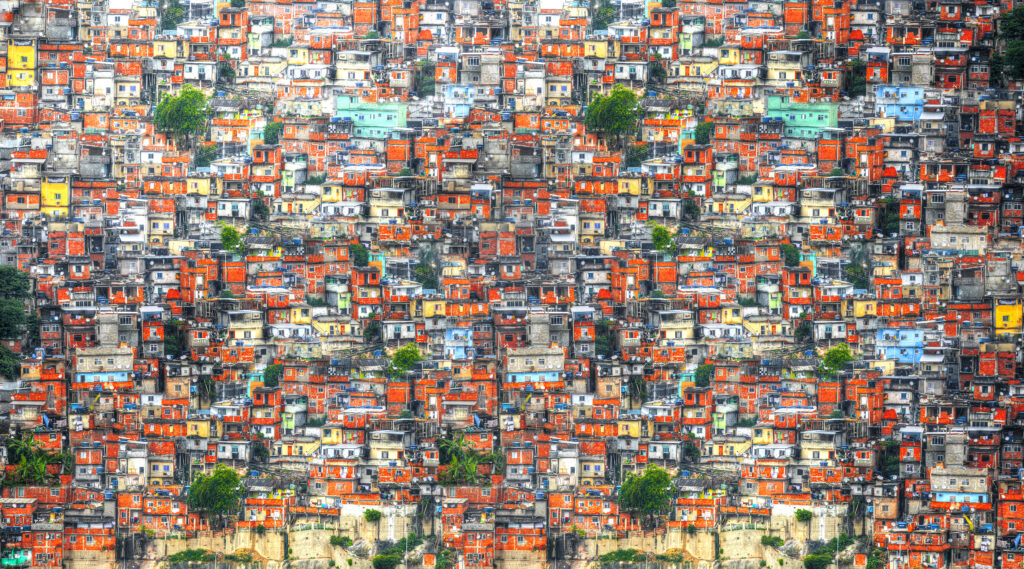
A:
[803,554,832,569]
[168,549,215,564]
[330,535,353,547]
[762,536,784,547]
[599,549,641,563]
[225,553,253,563]
[372,553,402,569]
[795,509,813,522]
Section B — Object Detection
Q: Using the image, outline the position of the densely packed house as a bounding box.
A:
[0,0,1023,567]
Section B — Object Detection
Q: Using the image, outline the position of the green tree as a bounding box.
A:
[161,0,185,30]
[164,319,187,358]
[194,144,217,168]
[683,199,700,220]
[877,197,900,236]
[263,364,283,387]
[363,319,381,343]
[845,59,866,97]
[414,61,435,96]
[618,465,674,528]
[389,344,423,377]
[0,346,20,380]
[0,266,31,299]
[1004,41,1024,79]
[154,86,208,147]
[186,464,244,527]
[196,375,215,400]
[413,246,440,290]
[263,121,284,145]
[781,243,801,267]
[845,263,870,289]
[693,121,714,145]
[595,318,616,358]
[252,197,270,220]
[591,0,615,30]
[795,509,813,523]
[794,321,811,343]
[990,53,1005,86]
[350,243,370,267]
[618,464,675,532]
[438,432,469,464]
[217,62,235,84]
[649,61,667,85]
[878,439,900,478]
[821,343,854,379]
[650,223,675,254]
[0,267,30,342]
[251,442,269,463]
[0,299,25,340]
[694,364,713,387]
[1002,6,1024,41]
[585,85,641,145]
[220,224,244,254]
[625,143,649,168]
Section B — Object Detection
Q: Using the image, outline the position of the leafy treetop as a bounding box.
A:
[618,464,674,528]
[585,85,641,141]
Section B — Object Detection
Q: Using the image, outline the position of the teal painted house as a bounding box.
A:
[765,95,838,139]
[335,95,407,139]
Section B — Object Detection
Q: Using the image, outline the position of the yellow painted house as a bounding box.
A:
[40,176,70,218]
[7,40,36,88]
[616,416,651,438]
[289,304,312,325]
[752,181,776,202]
[995,297,1023,336]
[752,424,774,445]
[584,39,613,59]
[841,297,876,319]
[187,418,214,438]
[312,315,356,337]
[617,176,641,196]
[153,38,189,59]
[274,436,321,457]
[716,45,742,65]
[285,46,310,66]
[418,297,446,318]
[702,436,751,458]
[320,424,347,445]
[708,194,752,216]
[186,175,213,196]
[720,304,743,324]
